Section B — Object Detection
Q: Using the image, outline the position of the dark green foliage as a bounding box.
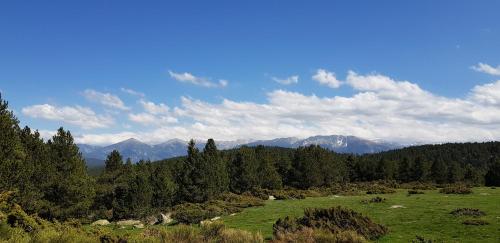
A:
[485,158,500,186]
[273,206,388,240]
[202,139,229,200]
[0,94,26,192]
[289,145,347,189]
[42,128,95,220]
[229,146,260,193]
[439,185,472,194]
[450,208,486,217]
[104,150,123,172]
[462,219,489,225]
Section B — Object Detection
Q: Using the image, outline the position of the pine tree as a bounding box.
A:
[256,147,282,189]
[431,158,448,184]
[202,139,229,199]
[229,146,260,193]
[485,158,500,186]
[105,150,123,173]
[0,94,26,190]
[44,127,95,219]
[176,139,204,202]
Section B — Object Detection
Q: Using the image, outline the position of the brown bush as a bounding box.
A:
[462,219,489,226]
[272,228,367,243]
[273,206,388,240]
[366,185,396,195]
[450,208,486,217]
[439,185,472,194]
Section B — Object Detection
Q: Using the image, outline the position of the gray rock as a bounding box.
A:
[268,195,276,200]
[160,212,173,225]
[91,219,110,226]
[116,219,142,226]
[145,215,158,225]
[134,223,144,229]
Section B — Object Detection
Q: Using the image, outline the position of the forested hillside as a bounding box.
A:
[1,94,500,222]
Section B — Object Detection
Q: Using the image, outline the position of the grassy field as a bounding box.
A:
[221,187,500,242]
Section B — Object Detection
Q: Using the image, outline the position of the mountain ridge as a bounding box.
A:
[78,135,402,166]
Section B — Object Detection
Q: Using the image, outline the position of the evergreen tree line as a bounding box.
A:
[1,94,500,221]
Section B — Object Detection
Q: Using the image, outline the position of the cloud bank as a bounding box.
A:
[24,70,500,145]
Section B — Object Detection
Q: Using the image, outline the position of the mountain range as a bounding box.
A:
[78,135,402,167]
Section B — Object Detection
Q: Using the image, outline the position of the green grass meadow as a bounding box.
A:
[221,188,500,242]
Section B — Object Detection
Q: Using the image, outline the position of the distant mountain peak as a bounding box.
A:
[79,135,402,166]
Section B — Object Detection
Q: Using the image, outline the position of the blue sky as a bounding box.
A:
[1,0,500,145]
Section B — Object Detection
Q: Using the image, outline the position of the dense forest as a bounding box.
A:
[1,94,500,222]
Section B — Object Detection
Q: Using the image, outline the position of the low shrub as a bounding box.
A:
[408,190,425,195]
[366,185,396,195]
[272,227,367,243]
[450,208,486,217]
[273,206,388,240]
[172,205,219,225]
[171,193,265,224]
[462,219,489,226]
[411,235,434,243]
[361,197,386,204]
[439,185,472,194]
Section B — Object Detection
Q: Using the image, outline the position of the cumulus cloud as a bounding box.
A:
[22,104,114,129]
[81,71,500,145]
[272,75,299,85]
[139,99,169,114]
[128,99,178,126]
[83,89,129,110]
[471,63,500,76]
[470,80,500,105]
[169,70,228,88]
[312,69,341,88]
[121,87,145,97]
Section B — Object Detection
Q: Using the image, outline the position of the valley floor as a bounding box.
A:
[222,187,500,242]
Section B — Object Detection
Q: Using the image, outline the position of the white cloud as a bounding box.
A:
[139,99,169,114]
[26,71,500,146]
[312,69,341,88]
[272,75,299,85]
[471,63,500,76]
[470,80,500,105]
[169,70,228,88]
[83,89,129,110]
[121,87,145,97]
[128,99,178,126]
[22,104,114,129]
[128,113,178,126]
[219,79,229,87]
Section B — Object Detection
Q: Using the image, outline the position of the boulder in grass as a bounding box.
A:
[116,219,142,226]
[145,215,158,225]
[91,219,110,226]
[268,195,276,200]
[160,213,173,225]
